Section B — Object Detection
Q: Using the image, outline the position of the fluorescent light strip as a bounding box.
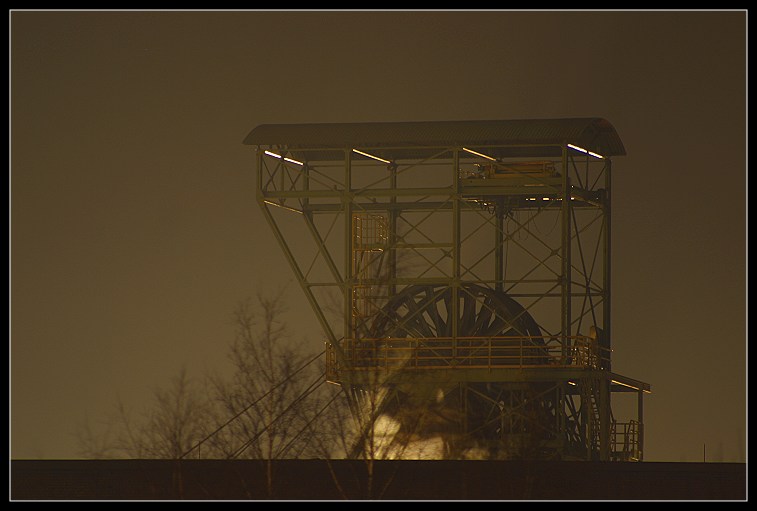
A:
[568,144,604,159]
[462,147,497,161]
[264,150,303,166]
[352,149,391,164]
[611,379,652,394]
[567,143,587,154]
[262,199,303,215]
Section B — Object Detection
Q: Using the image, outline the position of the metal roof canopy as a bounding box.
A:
[243,118,626,161]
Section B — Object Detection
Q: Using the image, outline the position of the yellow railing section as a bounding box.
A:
[351,214,389,321]
[611,420,643,461]
[326,335,609,380]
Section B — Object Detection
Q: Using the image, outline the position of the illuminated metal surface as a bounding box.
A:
[247,118,650,461]
[244,117,626,155]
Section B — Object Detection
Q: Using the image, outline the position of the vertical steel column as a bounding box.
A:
[256,149,263,198]
[599,378,610,460]
[302,160,309,210]
[452,149,461,345]
[561,148,575,455]
[561,147,572,359]
[638,389,644,461]
[494,200,504,292]
[344,149,353,341]
[389,165,397,297]
[603,159,612,371]
[580,389,588,458]
[599,157,613,461]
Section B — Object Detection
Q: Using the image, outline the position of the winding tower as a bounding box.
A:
[244,118,651,461]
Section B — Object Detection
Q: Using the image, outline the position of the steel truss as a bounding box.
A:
[253,135,650,461]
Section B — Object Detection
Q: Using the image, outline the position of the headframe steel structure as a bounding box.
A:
[244,118,651,461]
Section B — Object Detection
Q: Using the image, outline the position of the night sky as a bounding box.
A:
[10,10,746,462]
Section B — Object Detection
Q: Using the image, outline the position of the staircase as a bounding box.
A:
[580,377,601,459]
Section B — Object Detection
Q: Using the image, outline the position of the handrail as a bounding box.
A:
[326,335,610,378]
[611,419,642,461]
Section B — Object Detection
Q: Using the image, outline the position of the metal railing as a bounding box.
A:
[326,335,610,380]
[611,420,642,461]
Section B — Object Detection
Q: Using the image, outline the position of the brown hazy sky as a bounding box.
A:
[10,10,746,462]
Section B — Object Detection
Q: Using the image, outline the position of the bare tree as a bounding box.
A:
[204,291,324,459]
[176,290,326,496]
[75,288,329,467]
[75,366,210,459]
[76,279,449,494]
[305,361,445,499]
[124,367,210,459]
[74,413,118,459]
